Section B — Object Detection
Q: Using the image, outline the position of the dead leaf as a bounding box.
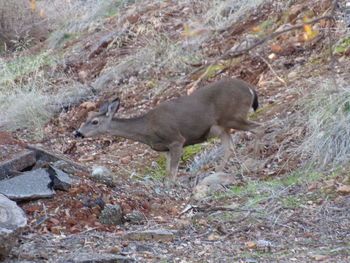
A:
[207,233,221,241]
[336,185,350,195]
[246,241,257,249]
[49,218,60,225]
[271,45,282,52]
[313,255,330,261]
[303,17,318,41]
[251,27,262,32]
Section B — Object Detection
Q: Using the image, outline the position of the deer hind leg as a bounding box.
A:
[228,118,263,154]
[208,125,235,171]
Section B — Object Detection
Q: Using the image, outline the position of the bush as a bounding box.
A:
[0,0,49,51]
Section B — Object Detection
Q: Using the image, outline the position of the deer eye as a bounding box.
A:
[91,119,99,125]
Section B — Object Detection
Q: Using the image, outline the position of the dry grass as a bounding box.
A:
[300,78,350,170]
[0,0,49,51]
[189,0,272,30]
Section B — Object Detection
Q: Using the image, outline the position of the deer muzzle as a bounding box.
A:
[73,130,85,138]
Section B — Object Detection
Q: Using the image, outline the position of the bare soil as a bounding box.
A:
[1,0,350,262]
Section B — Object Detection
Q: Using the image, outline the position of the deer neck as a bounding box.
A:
[107,116,150,145]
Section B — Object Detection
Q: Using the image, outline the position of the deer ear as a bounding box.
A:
[106,98,120,117]
[98,100,110,114]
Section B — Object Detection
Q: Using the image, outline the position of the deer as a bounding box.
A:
[74,78,261,182]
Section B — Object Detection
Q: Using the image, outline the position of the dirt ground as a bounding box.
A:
[1,0,350,262]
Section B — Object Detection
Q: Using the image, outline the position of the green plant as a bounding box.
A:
[0,0,48,51]
[333,37,350,53]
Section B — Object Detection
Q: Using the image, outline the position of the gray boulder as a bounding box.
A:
[0,194,27,260]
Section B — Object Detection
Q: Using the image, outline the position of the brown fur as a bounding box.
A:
[75,78,260,181]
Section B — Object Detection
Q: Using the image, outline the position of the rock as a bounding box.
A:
[27,144,88,172]
[91,166,116,187]
[246,241,257,249]
[336,185,350,195]
[99,204,122,226]
[52,160,80,175]
[47,166,72,191]
[0,150,36,180]
[312,255,330,261]
[124,229,175,242]
[78,70,88,83]
[287,71,298,79]
[0,194,27,260]
[64,252,134,263]
[193,172,236,200]
[124,211,146,225]
[120,156,132,164]
[0,169,54,201]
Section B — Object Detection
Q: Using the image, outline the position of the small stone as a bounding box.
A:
[78,155,95,162]
[124,229,175,242]
[313,255,330,261]
[193,172,236,200]
[99,204,122,226]
[121,156,132,164]
[207,232,221,241]
[246,241,257,249]
[288,70,298,79]
[78,71,88,83]
[91,166,116,187]
[124,211,146,225]
[336,185,350,195]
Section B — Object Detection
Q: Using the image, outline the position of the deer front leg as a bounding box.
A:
[166,142,184,182]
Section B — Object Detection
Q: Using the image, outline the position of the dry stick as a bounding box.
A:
[186,14,334,92]
[257,54,287,87]
[327,0,339,88]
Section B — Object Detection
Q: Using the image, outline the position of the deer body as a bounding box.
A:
[75,78,260,181]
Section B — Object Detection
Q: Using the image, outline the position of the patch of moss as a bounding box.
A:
[0,51,54,85]
[141,144,206,180]
[278,196,304,208]
[333,37,350,53]
[182,144,206,163]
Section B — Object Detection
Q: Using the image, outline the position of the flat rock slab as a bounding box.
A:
[27,144,88,172]
[47,166,72,191]
[0,150,36,180]
[0,169,54,201]
[124,229,175,242]
[0,166,73,201]
[0,194,27,260]
[63,252,134,263]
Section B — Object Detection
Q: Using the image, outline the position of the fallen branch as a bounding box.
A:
[185,12,335,92]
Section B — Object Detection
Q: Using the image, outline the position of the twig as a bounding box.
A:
[257,54,287,87]
[185,13,335,91]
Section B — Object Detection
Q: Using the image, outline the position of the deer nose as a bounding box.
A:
[73,130,85,138]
